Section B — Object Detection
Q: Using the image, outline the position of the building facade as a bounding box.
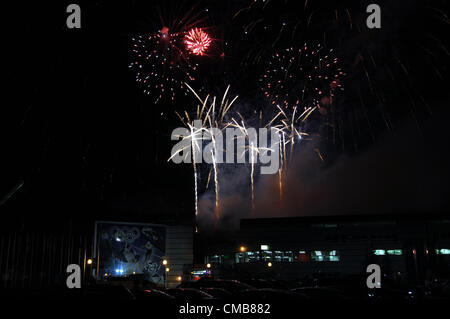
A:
[205,213,450,284]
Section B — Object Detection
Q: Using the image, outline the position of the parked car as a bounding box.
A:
[131,288,175,301]
[291,287,348,299]
[166,288,215,301]
[179,278,254,293]
[79,284,135,300]
[199,287,233,300]
[235,288,308,301]
[241,278,290,290]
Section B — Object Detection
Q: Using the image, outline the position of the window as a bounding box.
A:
[246,251,261,262]
[312,251,324,261]
[283,251,293,262]
[436,249,450,255]
[311,250,340,262]
[262,250,273,261]
[329,250,340,261]
[387,249,402,255]
[207,255,221,263]
[373,249,402,256]
[296,251,310,262]
[274,251,283,262]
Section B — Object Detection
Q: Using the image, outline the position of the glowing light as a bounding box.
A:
[259,44,343,110]
[165,267,170,272]
[176,276,182,281]
[268,262,273,267]
[162,259,168,266]
[160,26,169,36]
[169,84,238,223]
[86,259,93,265]
[239,246,247,252]
[206,263,211,268]
[185,28,212,56]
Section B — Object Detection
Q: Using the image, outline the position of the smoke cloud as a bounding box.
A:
[198,109,450,232]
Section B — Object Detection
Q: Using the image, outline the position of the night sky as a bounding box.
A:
[2,0,449,232]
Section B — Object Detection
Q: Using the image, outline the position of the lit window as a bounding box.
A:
[311,250,340,262]
[436,249,450,255]
[246,251,260,262]
[283,251,293,262]
[261,245,270,251]
[373,249,386,256]
[274,251,283,262]
[262,251,273,261]
[236,253,245,263]
[387,249,402,255]
[329,255,340,261]
[311,251,323,261]
[328,250,340,261]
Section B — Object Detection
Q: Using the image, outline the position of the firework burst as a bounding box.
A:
[170,84,238,222]
[129,2,213,103]
[129,29,198,103]
[185,28,212,56]
[259,44,344,111]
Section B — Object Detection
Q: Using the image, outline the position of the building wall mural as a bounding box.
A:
[95,222,166,285]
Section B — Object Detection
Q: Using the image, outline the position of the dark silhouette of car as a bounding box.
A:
[291,287,348,299]
[166,288,215,301]
[241,278,290,290]
[199,287,233,300]
[235,288,308,301]
[131,288,175,301]
[79,284,135,300]
[179,278,254,293]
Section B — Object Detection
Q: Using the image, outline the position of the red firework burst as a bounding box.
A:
[185,28,211,56]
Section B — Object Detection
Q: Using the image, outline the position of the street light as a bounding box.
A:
[206,263,211,269]
[87,258,93,265]
[239,246,247,252]
[162,259,169,288]
[268,262,272,267]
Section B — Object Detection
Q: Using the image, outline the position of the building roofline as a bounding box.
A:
[240,211,450,229]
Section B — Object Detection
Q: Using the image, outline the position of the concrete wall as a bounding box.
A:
[165,225,194,288]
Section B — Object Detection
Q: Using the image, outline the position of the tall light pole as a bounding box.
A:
[162,259,168,288]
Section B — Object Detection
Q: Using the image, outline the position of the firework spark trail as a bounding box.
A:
[278,168,283,204]
[172,75,321,221]
[211,149,220,219]
[170,84,238,222]
[167,119,204,217]
[264,102,316,202]
[189,122,203,217]
[206,169,212,190]
[207,110,220,220]
[278,132,284,203]
[227,119,268,216]
[249,141,256,214]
